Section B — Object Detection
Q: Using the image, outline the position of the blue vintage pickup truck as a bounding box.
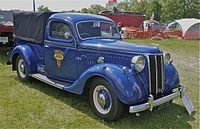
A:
[9,12,194,121]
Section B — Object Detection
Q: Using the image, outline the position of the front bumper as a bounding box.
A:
[129,86,186,113]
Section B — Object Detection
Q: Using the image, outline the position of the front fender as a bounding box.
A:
[64,63,147,105]
[10,44,37,73]
[164,63,180,92]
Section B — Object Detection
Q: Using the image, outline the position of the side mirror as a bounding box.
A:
[64,32,75,42]
[64,32,72,39]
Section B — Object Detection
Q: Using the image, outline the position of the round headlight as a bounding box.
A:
[164,53,171,64]
[131,56,145,72]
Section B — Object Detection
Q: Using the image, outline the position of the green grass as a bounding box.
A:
[0,39,199,129]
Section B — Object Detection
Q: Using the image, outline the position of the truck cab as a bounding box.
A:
[10,12,193,121]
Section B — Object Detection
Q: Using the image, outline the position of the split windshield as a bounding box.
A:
[77,21,120,40]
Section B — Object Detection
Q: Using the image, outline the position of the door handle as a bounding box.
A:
[81,55,87,58]
[44,45,49,49]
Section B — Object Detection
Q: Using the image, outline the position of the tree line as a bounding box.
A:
[38,0,199,22]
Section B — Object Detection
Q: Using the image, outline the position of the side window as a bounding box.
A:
[50,21,73,40]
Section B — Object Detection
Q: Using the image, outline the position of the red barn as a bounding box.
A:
[99,11,144,27]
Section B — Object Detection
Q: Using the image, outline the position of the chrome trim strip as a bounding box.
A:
[129,86,186,113]
[161,55,164,92]
[147,55,151,93]
[30,74,67,89]
[78,46,163,56]
[155,56,158,94]
[143,53,163,56]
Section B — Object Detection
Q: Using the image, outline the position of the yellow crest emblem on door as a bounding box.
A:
[54,50,64,68]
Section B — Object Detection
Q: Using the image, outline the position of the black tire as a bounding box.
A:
[89,78,124,121]
[16,55,30,81]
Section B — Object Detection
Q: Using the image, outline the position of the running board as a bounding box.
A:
[30,74,71,89]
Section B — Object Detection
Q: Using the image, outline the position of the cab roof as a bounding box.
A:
[13,12,115,44]
[49,13,114,23]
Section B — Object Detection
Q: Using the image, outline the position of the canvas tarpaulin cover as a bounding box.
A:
[14,11,55,44]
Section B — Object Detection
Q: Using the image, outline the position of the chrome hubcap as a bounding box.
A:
[18,59,26,78]
[93,85,112,114]
[98,93,106,106]
[20,63,25,73]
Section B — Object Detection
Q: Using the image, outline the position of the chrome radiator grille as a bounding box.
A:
[148,55,164,96]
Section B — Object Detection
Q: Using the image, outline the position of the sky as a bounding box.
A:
[0,0,121,11]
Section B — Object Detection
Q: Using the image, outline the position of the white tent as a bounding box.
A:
[166,18,200,40]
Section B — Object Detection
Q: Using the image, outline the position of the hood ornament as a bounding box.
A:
[150,43,160,49]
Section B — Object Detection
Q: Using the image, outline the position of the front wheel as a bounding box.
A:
[89,78,124,121]
[16,55,30,81]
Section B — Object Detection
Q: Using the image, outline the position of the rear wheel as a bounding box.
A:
[16,55,30,81]
[89,78,124,121]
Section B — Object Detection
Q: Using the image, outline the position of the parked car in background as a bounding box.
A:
[9,12,194,121]
[0,10,13,47]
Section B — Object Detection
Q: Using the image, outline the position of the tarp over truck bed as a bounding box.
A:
[14,12,55,44]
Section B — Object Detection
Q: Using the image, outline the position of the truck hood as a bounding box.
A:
[80,39,161,54]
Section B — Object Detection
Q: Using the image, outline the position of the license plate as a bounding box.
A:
[182,94,195,116]
[0,37,8,44]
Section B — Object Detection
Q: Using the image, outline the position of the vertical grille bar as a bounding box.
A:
[161,56,164,91]
[149,55,156,95]
[157,55,162,94]
[147,56,151,93]
[155,56,158,94]
[149,55,164,96]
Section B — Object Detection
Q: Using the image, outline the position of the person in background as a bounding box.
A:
[117,22,123,34]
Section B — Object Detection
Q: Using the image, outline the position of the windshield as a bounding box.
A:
[77,21,120,40]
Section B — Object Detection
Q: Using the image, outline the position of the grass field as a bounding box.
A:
[0,39,199,129]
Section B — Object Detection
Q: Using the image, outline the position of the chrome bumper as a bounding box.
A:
[129,86,186,113]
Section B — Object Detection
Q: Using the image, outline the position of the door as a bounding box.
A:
[45,20,77,82]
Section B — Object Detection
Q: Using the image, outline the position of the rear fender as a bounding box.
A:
[10,44,37,73]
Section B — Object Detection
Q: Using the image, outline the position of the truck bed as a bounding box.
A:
[14,11,55,44]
